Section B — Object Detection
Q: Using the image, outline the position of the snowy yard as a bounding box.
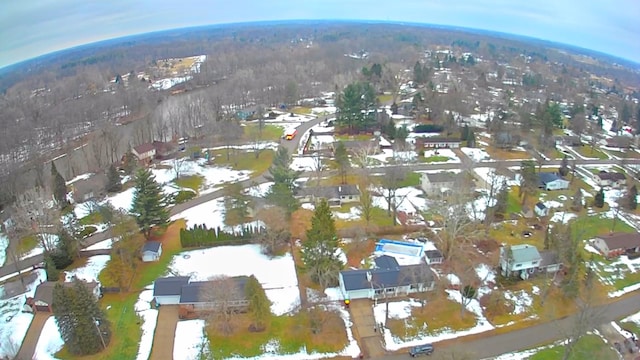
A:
[422,149,461,163]
[170,197,263,232]
[168,245,300,316]
[33,317,63,360]
[289,156,320,172]
[64,255,110,282]
[461,147,492,162]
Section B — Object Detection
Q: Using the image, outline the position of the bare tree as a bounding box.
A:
[204,276,245,336]
[172,156,188,180]
[256,207,290,256]
[13,187,60,252]
[377,165,409,225]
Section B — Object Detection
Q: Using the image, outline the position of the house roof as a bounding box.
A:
[133,143,155,155]
[142,241,162,253]
[539,250,560,268]
[535,202,546,210]
[72,173,107,195]
[374,255,400,270]
[179,277,249,304]
[597,232,640,251]
[420,137,460,143]
[340,264,434,291]
[34,281,99,306]
[425,250,444,259]
[423,172,457,184]
[337,184,360,196]
[539,172,565,185]
[509,244,542,263]
[297,185,360,199]
[596,171,626,181]
[153,276,190,297]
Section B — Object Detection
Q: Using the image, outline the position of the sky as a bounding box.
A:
[1,0,639,68]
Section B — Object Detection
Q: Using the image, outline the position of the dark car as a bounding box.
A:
[409,344,434,357]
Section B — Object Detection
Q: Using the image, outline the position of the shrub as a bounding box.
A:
[173,190,197,204]
[180,224,265,248]
[413,124,444,133]
[78,226,97,238]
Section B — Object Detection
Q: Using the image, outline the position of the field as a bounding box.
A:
[174,175,204,194]
[529,334,617,360]
[574,146,608,160]
[210,149,275,176]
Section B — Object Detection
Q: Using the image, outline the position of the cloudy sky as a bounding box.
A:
[1,0,639,68]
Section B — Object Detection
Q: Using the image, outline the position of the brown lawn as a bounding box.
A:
[485,147,533,160]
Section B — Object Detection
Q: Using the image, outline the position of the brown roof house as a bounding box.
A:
[70,173,107,203]
[594,171,626,188]
[27,281,101,312]
[132,143,156,163]
[593,232,640,258]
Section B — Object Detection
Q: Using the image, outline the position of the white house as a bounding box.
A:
[539,173,570,191]
[420,172,457,196]
[594,171,626,188]
[593,232,640,258]
[499,244,542,279]
[153,277,190,305]
[339,258,435,300]
[132,143,156,163]
[141,241,162,262]
[534,202,549,217]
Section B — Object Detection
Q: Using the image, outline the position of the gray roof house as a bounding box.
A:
[499,244,542,279]
[141,241,163,262]
[420,172,457,196]
[296,185,360,207]
[70,173,107,203]
[425,250,444,265]
[534,202,548,217]
[153,277,190,305]
[538,173,569,191]
[339,261,435,300]
[179,276,250,311]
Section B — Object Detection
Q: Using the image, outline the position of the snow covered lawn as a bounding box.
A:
[168,245,300,315]
[64,255,110,282]
[170,197,263,232]
[289,156,320,172]
[421,149,461,163]
[461,147,492,162]
[135,288,158,360]
[33,316,64,360]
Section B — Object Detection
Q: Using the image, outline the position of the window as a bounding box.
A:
[374,289,383,295]
[515,263,521,268]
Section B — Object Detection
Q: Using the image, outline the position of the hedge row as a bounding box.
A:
[180,224,265,248]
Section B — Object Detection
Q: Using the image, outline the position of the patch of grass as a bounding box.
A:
[421,155,451,163]
[605,149,640,159]
[386,295,476,341]
[175,175,204,194]
[570,214,634,240]
[243,124,283,142]
[79,212,104,226]
[485,147,532,160]
[529,334,617,360]
[207,310,347,359]
[377,94,394,103]
[135,220,185,289]
[398,172,421,188]
[335,134,372,141]
[506,187,522,214]
[211,149,275,177]
[17,234,39,255]
[619,321,640,336]
[290,106,312,115]
[574,146,608,160]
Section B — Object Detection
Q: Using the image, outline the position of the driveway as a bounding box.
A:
[150,305,180,360]
[15,312,51,360]
[350,299,385,358]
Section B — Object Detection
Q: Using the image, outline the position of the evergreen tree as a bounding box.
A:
[53,280,111,355]
[301,199,343,288]
[266,182,299,218]
[334,142,350,184]
[461,124,470,141]
[467,129,477,148]
[413,61,424,84]
[627,185,638,210]
[245,275,271,331]
[390,102,399,115]
[594,187,605,208]
[51,162,68,207]
[105,165,122,193]
[335,82,376,132]
[224,182,251,226]
[130,168,169,239]
[265,146,300,191]
[559,155,570,176]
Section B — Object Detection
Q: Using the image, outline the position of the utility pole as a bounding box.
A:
[92,317,107,350]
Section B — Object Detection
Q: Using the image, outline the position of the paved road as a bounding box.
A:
[379,292,640,359]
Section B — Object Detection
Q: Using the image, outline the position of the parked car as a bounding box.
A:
[409,344,434,357]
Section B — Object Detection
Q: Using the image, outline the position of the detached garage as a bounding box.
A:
[153,277,190,305]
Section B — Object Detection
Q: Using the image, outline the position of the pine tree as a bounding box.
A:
[301,199,342,288]
[627,185,638,210]
[594,187,605,208]
[51,162,68,207]
[224,182,251,226]
[559,155,570,176]
[334,142,349,184]
[130,168,169,239]
[105,165,122,193]
[265,146,300,217]
[53,280,111,355]
[245,275,271,331]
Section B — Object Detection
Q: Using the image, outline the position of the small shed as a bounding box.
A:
[425,250,444,265]
[142,241,163,262]
[534,202,549,217]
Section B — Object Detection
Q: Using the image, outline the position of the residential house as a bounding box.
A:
[141,241,163,262]
[132,143,156,163]
[595,171,626,188]
[539,173,570,191]
[538,250,563,274]
[296,185,360,207]
[606,136,632,149]
[499,244,542,279]
[70,173,107,203]
[534,202,549,217]
[179,277,250,312]
[414,137,461,149]
[555,136,583,147]
[153,276,191,305]
[425,250,444,265]
[593,232,640,258]
[339,261,435,300]
[420,172,457,196]
[495,132,521,149]
[152,276,250,313]
[28,281,101,312]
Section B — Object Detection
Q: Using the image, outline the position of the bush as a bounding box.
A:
[78,226,98,238]
[414,124,444,133]
[173,190,197,204]
[180,224,265,248]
